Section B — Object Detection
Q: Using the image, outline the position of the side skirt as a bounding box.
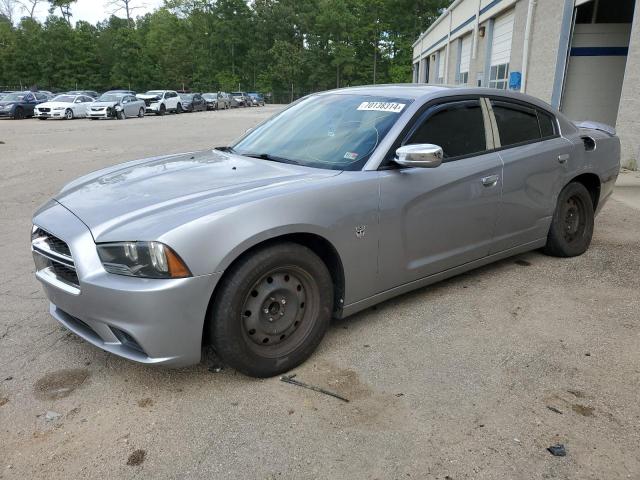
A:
[338,238,547,319]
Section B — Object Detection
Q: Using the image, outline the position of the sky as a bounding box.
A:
[35,0,164,25]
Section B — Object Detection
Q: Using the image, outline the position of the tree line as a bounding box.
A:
[0,0,448,101]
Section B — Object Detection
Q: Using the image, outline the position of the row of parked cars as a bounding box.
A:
[0,89,266,120]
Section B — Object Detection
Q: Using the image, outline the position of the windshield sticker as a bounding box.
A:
[357,101,406,113]
[344,152,359,160]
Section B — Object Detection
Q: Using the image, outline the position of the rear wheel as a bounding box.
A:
[544,182,595,257]
[209,243,333,378]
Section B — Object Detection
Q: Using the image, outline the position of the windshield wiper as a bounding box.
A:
[240,152,302,165]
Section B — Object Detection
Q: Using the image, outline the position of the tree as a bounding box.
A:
[0,0,19,23]
[16,0,42,19]
[48,0,76,24]
[104,0,143,23]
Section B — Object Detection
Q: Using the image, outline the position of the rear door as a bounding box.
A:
[487,98,573,253]
[378,98,503,289]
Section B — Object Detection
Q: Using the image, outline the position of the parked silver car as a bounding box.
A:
[230,91,249,107]
[87,93,145,120]
[203,92,230,110]
[31,85,620,377]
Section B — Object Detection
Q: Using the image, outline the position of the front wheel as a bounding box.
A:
[65,109,74,120]
[176,103,182,114]
[209,243,333,378]
[116,109,125,120]
[543,182,594,257]
[138,107,145,118]
[13,108,24,120]
[157,104,166,116]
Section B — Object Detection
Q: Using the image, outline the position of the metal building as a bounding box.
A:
[412,0,638,169]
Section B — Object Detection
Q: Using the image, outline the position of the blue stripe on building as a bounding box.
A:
[570,47,629,57]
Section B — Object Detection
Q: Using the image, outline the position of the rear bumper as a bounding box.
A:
[33,201,221,367]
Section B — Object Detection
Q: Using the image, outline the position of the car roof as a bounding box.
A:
[315,83,558,112]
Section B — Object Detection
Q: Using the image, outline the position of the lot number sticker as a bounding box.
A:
[357,101,406,113]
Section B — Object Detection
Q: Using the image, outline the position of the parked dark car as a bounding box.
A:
[179,93,206,112]
[248,92,265,106]
[66,90,99,99]
[0,91,48,119]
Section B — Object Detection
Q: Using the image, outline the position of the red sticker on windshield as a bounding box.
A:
[344,152,359,160]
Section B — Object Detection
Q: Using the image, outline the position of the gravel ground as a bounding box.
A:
[1,108,639,480]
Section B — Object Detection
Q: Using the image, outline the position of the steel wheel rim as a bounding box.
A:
[66,110,73,119]
[563,195,587,243]
[240,266,319,358]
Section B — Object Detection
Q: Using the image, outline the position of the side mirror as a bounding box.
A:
[395,144,443,168]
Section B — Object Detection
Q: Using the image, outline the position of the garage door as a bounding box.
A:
[459,34,472,84]
[437,48,446,82]
[489,9,514,89]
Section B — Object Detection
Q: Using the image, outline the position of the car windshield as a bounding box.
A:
[203,94,216,99]
[97,94,123,102]
[232,94,411,171]
[231,92,243,96]
[180,94,194,100]
[52,95,75,103]
[145,91,164,96]
[3,93,27,101]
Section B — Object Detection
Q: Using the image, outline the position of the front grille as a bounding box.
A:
[32,227,79,289]
[33,228,71,256]
[143,99,153,107]
[39,107,51,112]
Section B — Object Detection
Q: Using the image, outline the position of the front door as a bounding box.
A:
[378,99,503,290]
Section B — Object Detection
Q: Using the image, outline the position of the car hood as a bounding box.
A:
[137,94,161,100]
[37,101,72,109]
[91,101,119,107]
[54,150,341,240]
[0,101,19,107]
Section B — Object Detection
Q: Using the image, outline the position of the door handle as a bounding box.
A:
[558,154,570,164]
[481,175,499,187]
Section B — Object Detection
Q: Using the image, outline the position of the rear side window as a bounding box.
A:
[406,100,486,159]
[538,110,556,138]
[491,101,540,146]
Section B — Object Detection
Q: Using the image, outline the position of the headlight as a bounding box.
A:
[2,104,13,109]
[97,241,191,279]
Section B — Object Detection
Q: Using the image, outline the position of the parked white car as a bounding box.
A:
[137,90,182,115]
[34,94,94,120]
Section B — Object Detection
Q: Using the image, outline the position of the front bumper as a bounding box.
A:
[32,201,221,367]
[145,103,162,112]
[88,110,113,119]
[0,109,15,117]
[35,110,66,118]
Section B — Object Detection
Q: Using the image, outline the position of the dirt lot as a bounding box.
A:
[1,107,639,479]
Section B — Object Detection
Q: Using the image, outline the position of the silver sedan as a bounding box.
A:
[31,85,620,377]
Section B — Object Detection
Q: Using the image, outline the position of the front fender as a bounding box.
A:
[159,171,382,305]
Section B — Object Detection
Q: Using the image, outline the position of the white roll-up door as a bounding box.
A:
[460,35,472,73]
[491,10,514,66]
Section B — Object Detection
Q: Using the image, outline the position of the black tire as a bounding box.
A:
[209,243,333,378]
[176,103,182,114]
[116,109,125,120]
[544,181,594,257]
[157,104,166,116]
[13,108,24,120]
[65,109,74,120]
[138,107,145,118]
